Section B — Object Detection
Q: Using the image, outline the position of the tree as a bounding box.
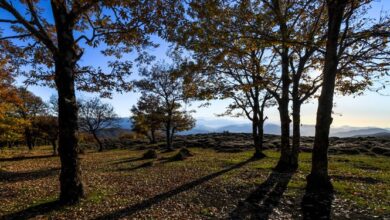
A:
[134,63,195,150]
[169,0,282,159]
[13,88,47,150]
[33,116,59,155]
[0,0,181,203]
[308,0,390,190]
[0,41,26,148]
[131,95,163,144]
[78,98,118,152]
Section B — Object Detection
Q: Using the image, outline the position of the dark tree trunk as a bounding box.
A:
[55,58,84,204]
[150,130,156,144]
[253,118,266,159]
[252,104,266,159]
[52,3,84,204]
[291,95,301,170]
[92,131,103,152]
[25,128,33,150]
[274,49,292,172]
[275,101,292,172]
[252,120,260,155]
[307,0,347,190]
[272,0,292,173]
[170,128,176,150]
[165,120,173,151]
[51,139,57,156]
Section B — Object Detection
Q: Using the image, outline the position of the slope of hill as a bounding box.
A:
[332,128,390,138]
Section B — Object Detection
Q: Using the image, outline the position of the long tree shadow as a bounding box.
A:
[111,157,146,165]
[0,168,60,183]
[301,187,334,220]
[229,171,293,219]
[94,158,254,220]
[115,161,154,172]
[0,200,63,220]
[0,155,56,162]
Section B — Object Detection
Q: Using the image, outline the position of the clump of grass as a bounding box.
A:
[171,148,193,161]
[143,149,158,159]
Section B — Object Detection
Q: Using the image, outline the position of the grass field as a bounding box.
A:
[0,146,389,219]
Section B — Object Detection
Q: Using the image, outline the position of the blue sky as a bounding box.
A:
[9,0,390,128]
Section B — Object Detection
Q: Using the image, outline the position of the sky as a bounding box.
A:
[8,0,390,128]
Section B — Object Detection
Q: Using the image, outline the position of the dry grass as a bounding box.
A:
[0,145,389,219]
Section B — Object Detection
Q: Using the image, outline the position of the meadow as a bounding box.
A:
[1,141,389,219]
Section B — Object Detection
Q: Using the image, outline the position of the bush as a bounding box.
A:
[143,149,158,159]
[171,148,193,161]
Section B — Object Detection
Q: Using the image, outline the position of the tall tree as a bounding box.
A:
[0,0,181,203]
[78,98,118,152]
[288,1,327,169]
[308,0,390,189]
[134,63,195,150]
[168,0,280,159]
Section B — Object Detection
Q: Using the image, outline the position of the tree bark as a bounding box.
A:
[274,49,292,172]
[272,0,292,172]
[51,139,57,156]
[92,131,103,152]
[52,2,84,204]
[25,127,33,150]
[150,129,156,144]
[252,105,265,159]
[291,93,301,170]
[165,120,173,151]
[307,0,347,190]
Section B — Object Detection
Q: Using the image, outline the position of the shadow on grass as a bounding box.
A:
[0,168,60,183]
[301,188,334,220]
[116,161,154,172]
[111,157,146,165]
[229,171,293,219]
[94,158,254,220]
[0,155,56,162]
[0,200,62,220]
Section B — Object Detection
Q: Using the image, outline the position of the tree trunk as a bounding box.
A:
[254,117,266,159]
[274,42,293,172]
[272,0,292,172]
[252,113,265,159]
[92,131,103,152]
[150,129,156,144]
[25,127,33,150]
[51,139,57,156]
[52,3,84,203]
[170,128,176,150]
[165,121,173,151]
[307,0,347,190]
[55,59,84,204]
[291,95,301,170]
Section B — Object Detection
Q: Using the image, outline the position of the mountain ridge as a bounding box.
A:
[113,117,390,138]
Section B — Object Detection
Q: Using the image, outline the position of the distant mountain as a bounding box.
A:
[195,118,245,128]
[332,128,390,138]
[352,132,390,138]
[114,117,389,138]
[114,118,132,130]
[213,123,280,134]
[97,128,131,137]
